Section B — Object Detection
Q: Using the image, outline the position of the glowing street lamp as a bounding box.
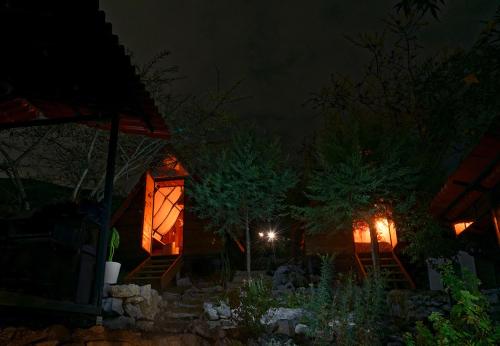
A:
[258,232,265,238]
[267,230,276,242]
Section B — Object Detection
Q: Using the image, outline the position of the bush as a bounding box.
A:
[236,278,276,335]
[405,261,500,346]
[303,254,387,345]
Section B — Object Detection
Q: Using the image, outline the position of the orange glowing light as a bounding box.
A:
[453,221,473,236]
[353,217,397,249]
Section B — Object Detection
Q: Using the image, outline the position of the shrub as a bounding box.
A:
[303,254,387,346]
[236,278,276,335]
[405,261,500,346]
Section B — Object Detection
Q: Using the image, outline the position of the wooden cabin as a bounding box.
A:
[112,156,223,289]
[0,0,169,315]
[304,216,415,289]
[430,130,500,287]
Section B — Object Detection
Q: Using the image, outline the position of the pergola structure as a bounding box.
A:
[0,0,169,318]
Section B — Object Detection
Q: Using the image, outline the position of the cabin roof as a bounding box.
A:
[0,0,168,138]
[430,132,500,222]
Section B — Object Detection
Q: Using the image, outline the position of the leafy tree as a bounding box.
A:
[294,115,420,270]
[190,131,297,278]
[302,3,500,265]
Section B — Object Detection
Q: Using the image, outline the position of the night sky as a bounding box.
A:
[100,0,498,148]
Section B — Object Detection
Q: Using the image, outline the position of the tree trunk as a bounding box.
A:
[245,210,251,280]
[369,220,380,274]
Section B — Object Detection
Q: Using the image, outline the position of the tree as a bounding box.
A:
[294,115,420,271]
[190,131,297,279]
[301,2,500,266]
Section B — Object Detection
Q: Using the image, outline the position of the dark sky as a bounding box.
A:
[100,0,497,147]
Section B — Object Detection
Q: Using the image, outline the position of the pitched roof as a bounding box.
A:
[0,0,168,138]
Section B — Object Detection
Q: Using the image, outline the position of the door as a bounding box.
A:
[141,172,154,254]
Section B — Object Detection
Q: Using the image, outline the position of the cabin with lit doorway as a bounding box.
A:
[303,215,415,289]
[111,156,224,290]
[430,128,500,288]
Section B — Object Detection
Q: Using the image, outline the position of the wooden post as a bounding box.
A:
[93,114,120,314]
[369,219,380,274]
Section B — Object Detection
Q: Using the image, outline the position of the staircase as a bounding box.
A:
[125,255,183,290]
[355,251,415,289]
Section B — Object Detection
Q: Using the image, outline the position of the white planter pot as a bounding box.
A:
[104,261,121,284]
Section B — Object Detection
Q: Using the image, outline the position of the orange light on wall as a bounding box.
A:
[353,217,398,250]
[453,221,473,236]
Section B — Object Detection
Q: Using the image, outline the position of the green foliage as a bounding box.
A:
[302,4,500,263]
[405,262,500,346]
[302,256,387,345]
[191,131,297,236]
[108,228,120,262]
[303,254,335,344]
[294,116,420,236]
[331,272,387,346]
[237,278,276,335]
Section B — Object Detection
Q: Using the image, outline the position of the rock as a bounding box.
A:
[109,284,140,298]
[204,302,219,321]
[139,289,161,320]
[162,291,181,301]
[260,308,304,327]
[167,312,199,319]
[136,320,155,332]
[103,315,135,330]
[276,319,294,336]
[199,285,223,293]
[124,303,143,319]
[190,320,212,339]
[215,301,231,319]
[125,296,145,304]
[140,284,152,303]
[294,323,308,335]
[272,265,306,291]
[102,297,124,315]
[177,277,192,287]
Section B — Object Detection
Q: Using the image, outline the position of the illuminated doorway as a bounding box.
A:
[353,217,398,253]
[142,173,184,256]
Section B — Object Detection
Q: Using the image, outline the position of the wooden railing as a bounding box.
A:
[354,253,367,278]
[124,256,151,283]
[160,255,183,289]
[391,251,416,289]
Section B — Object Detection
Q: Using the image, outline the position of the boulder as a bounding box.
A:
[140,284,152,303]
[272,265,306,291]
[124,302,144,320]
[260,307,304,327]
[139,289,161,320]
[102,297,124,315]
[215,301,232,319]
[177,277,192,287]
[294,323,309,335]
[203,302,219,321]
[103,316,135,330]
[162,291,181,301]
[125,295,145,304]
[109,284,140,298]
[276,319,294,337]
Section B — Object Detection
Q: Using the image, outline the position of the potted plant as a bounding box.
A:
[104,228,121,284]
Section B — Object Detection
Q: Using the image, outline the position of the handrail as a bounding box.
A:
[391,251,416,289]
[160,255,183,289]
[354,253,367,278]
[124,256,151,283]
